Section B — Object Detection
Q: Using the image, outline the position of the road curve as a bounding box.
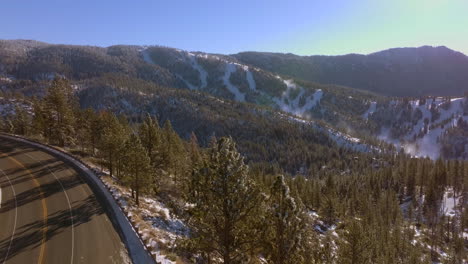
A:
[0,137,131,263]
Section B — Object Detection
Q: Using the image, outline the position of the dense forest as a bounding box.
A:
[233,46,468,97]
[2,40,467,161]
[1,78,466,263]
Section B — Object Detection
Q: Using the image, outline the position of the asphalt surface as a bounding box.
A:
[0,138,130,264]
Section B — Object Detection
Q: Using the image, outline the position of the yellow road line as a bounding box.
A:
[0,152,48,264]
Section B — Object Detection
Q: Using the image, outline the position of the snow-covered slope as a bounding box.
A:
[362,101,376,119]
[222,63,245,101]
[273,79,322,117]
[141,46,329,118]
[282,114,377,153]
[372,97,468,159]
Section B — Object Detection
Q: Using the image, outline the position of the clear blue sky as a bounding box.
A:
[2,0,467,55]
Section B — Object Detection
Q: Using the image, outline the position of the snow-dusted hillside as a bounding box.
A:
[141,46,329,119]
[370,97,468,159]
[0,97,32,116]
[279,113,378,153]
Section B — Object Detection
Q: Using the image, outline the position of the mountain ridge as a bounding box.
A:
[233,45,468,97]
[1,39,467,160]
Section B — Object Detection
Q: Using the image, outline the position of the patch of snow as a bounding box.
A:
[362,101,377,119]
[322,126,373,152]
[141,49,154,65]
[187,53,208,89]
[175,73,197,90]
[273,79,322,117]
[154,252,176,264]
[378,98,467,159]
[441,189,460,216]
[283,114,377,153]
[222,63,245,102]
[311,89,323,107]
[245,69,256,91]
[0,76,13,83]
[0,98,33,117]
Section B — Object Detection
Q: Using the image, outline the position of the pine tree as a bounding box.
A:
[121,134,153,206]
[187,137,264,264]
[74,109,92,152]
[99,112,127,177]
[12,105,29,135]
[320,195,337,226]
[31,97,47,137]
[187,132,204,199]
[89,110,104,155]
[337,220,371,264]
[138,113,161,166]
[43,77,77,146]
[161,120,186,185]
[265,175,306,264]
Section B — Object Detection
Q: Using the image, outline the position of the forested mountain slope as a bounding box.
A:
[234,46,468,97]
[1,40,467,160]
[1,78,466,264]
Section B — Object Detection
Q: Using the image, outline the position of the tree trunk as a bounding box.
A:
[135,169,140,206]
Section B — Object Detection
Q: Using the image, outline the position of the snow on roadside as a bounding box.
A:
[98,173,186,263]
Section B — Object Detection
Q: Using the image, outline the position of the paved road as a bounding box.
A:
[0,138,130,264]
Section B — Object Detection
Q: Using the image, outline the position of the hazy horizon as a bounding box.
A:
[3,38,466,58]
[2,0,467,56]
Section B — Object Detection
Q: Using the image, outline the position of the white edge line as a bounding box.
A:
[1,168,18,264]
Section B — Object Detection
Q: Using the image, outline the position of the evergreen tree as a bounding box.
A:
[43,77,77,146]
[121,134,153,206]
[99,112,127,177]
[337,220,371,264]
[161,120,186,185]
[138,113,161,166]
[187,137,264,264]
[265,175,306,264]
[31,97,47,137]
[320,195,337,226]
[12,105,29,135]
[187,132,204,199]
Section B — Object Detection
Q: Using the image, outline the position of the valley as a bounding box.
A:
[0,39,467,263]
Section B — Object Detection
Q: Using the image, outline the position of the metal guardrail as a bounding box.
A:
[0,133,157,264]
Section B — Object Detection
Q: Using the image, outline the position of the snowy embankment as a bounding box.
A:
[98,171,188,264]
